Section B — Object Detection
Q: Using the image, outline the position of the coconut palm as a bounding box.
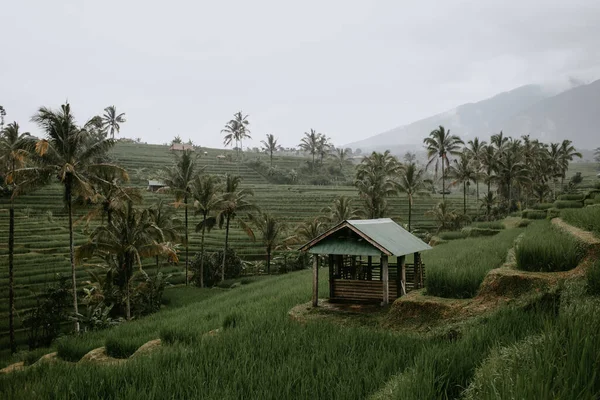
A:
[595,147,600,164]
[261,134,278,167]
[32,103,123,332]
[217,174,256,282]
[191,174,222,287]
[0,122,35,353]
[423,125,464,200]
[320,196,361,225]
[332,148,353,172]
[316,134,330,164]
[294,218,326,243]
[479,192,497,220]
[558,140,582,190]
[221,111,250,160]
[299,129,319,170]
[0,106,6,128]
[76,202,177,319]
[161,149,198,285]
[425,201,458,233]
[495,144,531,210]
[397,162,430,231]
[479,144,497,217]
[147,199,181,267]
[449,152,477,214]
[355,151,401,218]
[101,106,126,139]
[240,212,286,274]
[84,169,141,226]
[466,137,487,200]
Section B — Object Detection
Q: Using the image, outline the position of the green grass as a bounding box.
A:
[438,231,465,241]
[587,260,600,296]
[521,210,547,219]
[554,200,584,209]
[532,202,555,210]
[425,227,523,299]
[105,336,148,359]
[515,221,587,272]
[469,221,505,230]
[558,193,585,201]
[561,206,600,237]
[56,335,103,362]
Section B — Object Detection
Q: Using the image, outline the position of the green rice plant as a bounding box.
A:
[104,336,147,359]
[517,219,532,228]
[532,203,554,210]
[553,200,584,209]
[546,208,560,219]
[222,312,242,329]
[425,228,523,298]
[469,221,505,230]
[56,335,104,362]
[438,231,465,241]
[515,221,587,272]
[461,227,500,238]
[521,210,546,220]
[561,207,600,236]
[586,260,600,296]
[557,193,584,201]
[584,199,596,206]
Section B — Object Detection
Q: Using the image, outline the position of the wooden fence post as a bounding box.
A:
[382,255,389,305]
[400,255,406,295]
[312,255,319,307]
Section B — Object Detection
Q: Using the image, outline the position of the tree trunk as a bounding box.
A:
[408,197,412,232]
[221,216,230,282]
[266,248,271,274]
[487,177,492,220]
[463,182,467,214]
[200,214,206,288]
[126,257,131,320]
[9,198,16,353]
[66,179,80,333]
[184,194,189,286]
[270,151,273,168]
[441,156,446,201]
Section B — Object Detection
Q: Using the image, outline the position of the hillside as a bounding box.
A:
[347,79,599,153]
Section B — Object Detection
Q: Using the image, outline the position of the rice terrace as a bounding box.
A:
[3,2,600,398]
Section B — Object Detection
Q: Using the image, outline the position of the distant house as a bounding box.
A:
[147,180,166,192]
[169,144,195,152]
[216,154,226,160]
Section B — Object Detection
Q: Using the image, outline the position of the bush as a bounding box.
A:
[554,200,584,209]
[587,260,600,295]
[461,227,500,238]
[105,336,145,359]
[517,219,532,228]
[438,231,465,241]
[558,193,584,201]
[521,210,546,220]
[130,272,171,317]
[470,221,505,230]
[515,221,587,272]
[532,203,554,210]
[561,207,600,236]
[546,208,561,219]
[191,248,243,287]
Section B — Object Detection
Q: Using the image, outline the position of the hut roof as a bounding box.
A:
[299,218,431,256]
[147,180,165,187]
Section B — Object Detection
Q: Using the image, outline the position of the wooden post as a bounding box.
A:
[400,255,407,295]
[397,255,405,298]
[328,254,334,299]
[414,252,419,289]
[312,255,319,307]
[382,254,389,305]
[367,256,372,280]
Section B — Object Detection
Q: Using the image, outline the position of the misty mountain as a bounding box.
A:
[346,79,599,153]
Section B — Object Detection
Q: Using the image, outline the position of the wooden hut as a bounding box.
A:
[299,218,431,306]
[147,180,166,192]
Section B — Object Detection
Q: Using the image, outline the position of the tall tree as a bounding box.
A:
[355,151,401,218]
[101,106,126,139]
[76,202,177,319]
[332,148,353,172]
[299,129,319,170]
[0,106,6,129]
[261,134,278,167]
[397,162,429,231]
[0,122,35,353]
[240,212,285,274]
[191,174,222,287]
[316,134,330,164]
[423,125,464,200]
[221,111,250,160]
[147,199,181,268]
[320,196,361,225]
[161,149,198,285]
[558,140,582,190]
[449,152,477,214]
[217,174,255,282]
[32,103,123,332]
[294,218,326,243]
[84,169,140,226]
[495,142,531,210]
[479,144,497,218]
[466,137,487,200]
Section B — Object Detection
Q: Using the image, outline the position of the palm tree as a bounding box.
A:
[496,145,530,210]
[294,218,326,243]
[299,129,319,170]
[101,106,126,139]
[355,151,401,218]
[76,202,177,319]
[0,106,6,128]
[240,212,285,274]
[479,192,497,220]
[397,163,429,231]
[466,137,487,200]
[217,174,255,282]
[320,196,361,225]
[449,152,477,214]
[84,169,140,226]
[221,111,250,160]
[423,125,464,200]
[332,148,352,172]
[161,149,198,285]
[316,134,330,164]
[479,144,497,217]
[147,199,181,268]
[191,174,222,287]
[558,140,582,190]
[261,134,278,168]
[595,147,600,164]
[32,103,122,332]
[0,122,35,353]
[426,201,458,233]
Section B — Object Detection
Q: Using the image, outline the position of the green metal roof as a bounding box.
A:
[300,218,431,256]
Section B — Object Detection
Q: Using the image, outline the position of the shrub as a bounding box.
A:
[517,219,532,228]
[546,208,561,219]
[558,193,584,201]
[587,260,600,296]
[105,337,145,359]
[191,248,243,287]
[554,200,584,209]
[532,203,554,210]
[461,227,500,238]
[521,210,546,220]
[438,231,465,241]
[561,207,600,236]
[515,221,587,272]
[470,221,505,230]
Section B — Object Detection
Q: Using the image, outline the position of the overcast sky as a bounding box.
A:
[1,0,599,149]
